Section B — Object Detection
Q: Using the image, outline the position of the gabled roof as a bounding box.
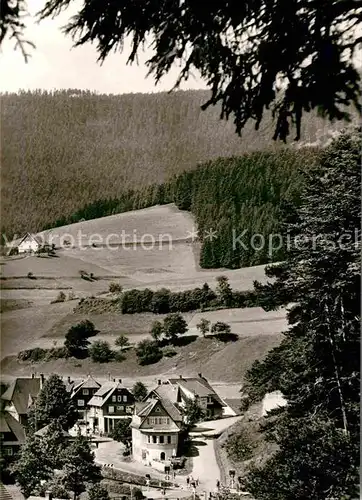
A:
[17,233,43,247]
[0,412,26,445]
[72,375,101,395]
[88,381,131,407]
[1,378,41,415]
[168,376,225,406]
[147,384,180,404]
[136,397,183,424]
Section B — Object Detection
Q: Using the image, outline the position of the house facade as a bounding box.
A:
[1,376,42,426]
[16,233,43,253]
[87,380,134,434]
[0,412,26,457]
[168,374,226,418]
[131,397,183,466]
[70,376,101,421]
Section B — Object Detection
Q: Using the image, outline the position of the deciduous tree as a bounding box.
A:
[28,374,78,431]
[132,381,148,402]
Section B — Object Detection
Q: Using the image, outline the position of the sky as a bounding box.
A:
[0,0,206,94]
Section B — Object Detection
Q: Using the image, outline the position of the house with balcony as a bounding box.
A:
[70,375,101,421]
[87,380,134,434]
[131,396,183,467]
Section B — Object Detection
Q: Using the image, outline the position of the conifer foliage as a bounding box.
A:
[243,129,361,499]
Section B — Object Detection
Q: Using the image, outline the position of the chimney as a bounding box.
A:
[113,378,116,382]
[108,372,111,380]
[67,376,72,384]
[31,373,35,379]
[179,375,182,379]
[198,373,202,379]
[40,373,45,387]
[45,491,52,500]
[118,379,122,384]
[157,379,162,385]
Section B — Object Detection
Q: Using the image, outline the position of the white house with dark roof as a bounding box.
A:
[87,379,134,434]
[15,233,43,253]
[131,396,183,466]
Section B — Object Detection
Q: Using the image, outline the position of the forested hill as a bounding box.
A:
[0,89,352,236]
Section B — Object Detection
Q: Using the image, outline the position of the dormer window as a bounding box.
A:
[83,389,89,395]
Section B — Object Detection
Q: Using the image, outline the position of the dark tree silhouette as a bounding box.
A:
[1,0,361,140]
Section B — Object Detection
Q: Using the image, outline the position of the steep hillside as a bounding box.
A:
[1,89,354,236]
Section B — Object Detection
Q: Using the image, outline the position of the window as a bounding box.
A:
[4,448,13,456]
[159,435,164,444]
[117,395,122,402]
[112,395,116,402]
[155,406,161,412]
[123,395,127,402]
[152,435,157,443]
[109,406,115,413]
[78,399,85,406]
[167,436,172,444]
[117,406,124,411]
[147,435,151,443]
[83,389,89,395]
[164,417,170,425]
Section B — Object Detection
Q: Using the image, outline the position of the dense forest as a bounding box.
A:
[40,148,316,268]
[1,89,351,238]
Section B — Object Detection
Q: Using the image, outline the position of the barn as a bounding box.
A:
[16,233,43,253]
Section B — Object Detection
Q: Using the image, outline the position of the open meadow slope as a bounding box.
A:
[1,204,284,384]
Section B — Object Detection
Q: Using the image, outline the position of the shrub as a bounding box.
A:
[46,347,68,359]
[17,348,47,362]
[115,334,130,350]
[109,417,132,445]
[149,288,171,314]
[27,271,35,279]
[109,282,123,293]
[89,341,114,363]
[150,320,163,342]
[196,318,210,337]
[52,291,66,303]
[136,339,163,365]
[211,321,231,334]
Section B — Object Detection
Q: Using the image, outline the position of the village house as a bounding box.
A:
[167,374,226,418]
[87,379,134,434]
[0,412,26,457]
[13,233,44,254]
[131,395,183,467]
[1,375,43,426]
[69,375,101,422]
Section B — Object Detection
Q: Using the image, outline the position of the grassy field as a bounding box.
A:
[1,333,282,384]
[1,204,283,385]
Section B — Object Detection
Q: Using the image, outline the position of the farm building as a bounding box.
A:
[13,233,43,253]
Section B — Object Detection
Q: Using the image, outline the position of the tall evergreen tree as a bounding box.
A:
[243,129,361,499]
